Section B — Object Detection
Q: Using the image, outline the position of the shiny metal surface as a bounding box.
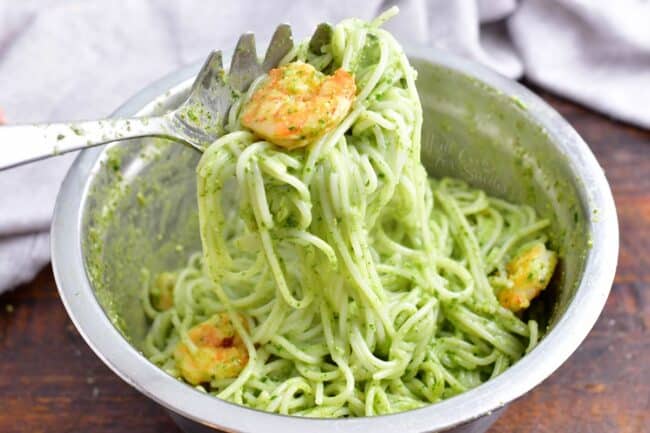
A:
[0,116,171,170]
[0,25,295,170]
[51,47,618,433]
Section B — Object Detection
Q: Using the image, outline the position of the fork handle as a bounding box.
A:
[0,116,174,170]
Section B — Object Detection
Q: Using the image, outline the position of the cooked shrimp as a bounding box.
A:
[498,242,558,312]
[241,61,356,149]
[174,313,249,385]
[150,272,176,311]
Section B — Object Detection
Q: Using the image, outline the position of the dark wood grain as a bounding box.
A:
[1,91,648,433]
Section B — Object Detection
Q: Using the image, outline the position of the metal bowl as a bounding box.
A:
[51,47,618,433]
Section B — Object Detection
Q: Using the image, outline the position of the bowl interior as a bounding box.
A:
[82,59,588,358]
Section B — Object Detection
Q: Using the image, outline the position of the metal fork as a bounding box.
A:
[0,23,333,170]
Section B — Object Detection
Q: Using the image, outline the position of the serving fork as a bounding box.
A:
[0,23,333,170]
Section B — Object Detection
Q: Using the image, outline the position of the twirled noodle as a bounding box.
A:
[143,9,553,417]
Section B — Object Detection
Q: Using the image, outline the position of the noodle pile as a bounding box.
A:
[143,9,551,417]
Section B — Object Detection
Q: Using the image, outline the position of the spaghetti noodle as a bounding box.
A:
[142,9,555,417]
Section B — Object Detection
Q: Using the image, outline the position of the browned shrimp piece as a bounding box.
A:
[498,243,558,312]
[174,313,249,385]
[241,61,356,149]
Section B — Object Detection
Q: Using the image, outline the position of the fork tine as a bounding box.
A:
[229,33,263,92]
[262,24,293,71]
[308,23,333,55]
[192,50,225,93]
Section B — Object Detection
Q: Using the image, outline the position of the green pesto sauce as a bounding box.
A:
[83,139,201,345]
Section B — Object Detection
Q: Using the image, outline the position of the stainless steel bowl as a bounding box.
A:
[51,47,618,433]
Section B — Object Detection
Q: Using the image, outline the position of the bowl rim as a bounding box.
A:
[51,45,619,433]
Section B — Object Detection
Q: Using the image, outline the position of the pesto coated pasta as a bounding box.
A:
[142,9,555,417]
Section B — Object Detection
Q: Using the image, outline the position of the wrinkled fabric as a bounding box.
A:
[0,0,648,293]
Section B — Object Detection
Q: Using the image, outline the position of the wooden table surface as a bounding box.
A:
[1,87,648,433]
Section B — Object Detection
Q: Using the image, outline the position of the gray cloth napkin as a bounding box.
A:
[1,0,648,294]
